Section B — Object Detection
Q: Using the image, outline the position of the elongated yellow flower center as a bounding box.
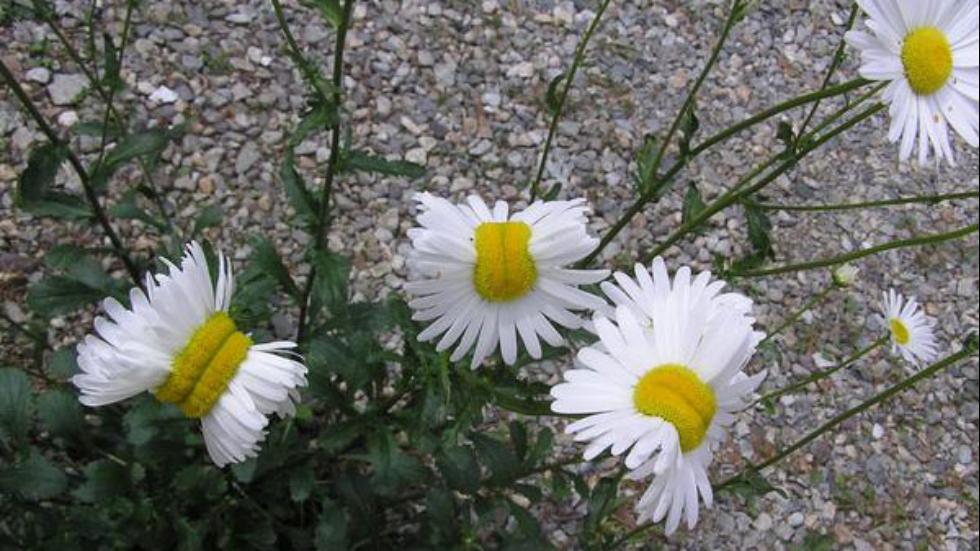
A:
[473,221,537,302]
[901,27,953,96]
[155,312,252,418]
[889,318,911,345]
[633,364,716,453]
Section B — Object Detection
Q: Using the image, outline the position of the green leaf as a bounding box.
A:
[47,346,79,379]
[281,158,320,229]
[436,444,480,494]
[678,104,700,157]
[634,134,659,195]
[744,200,775,259]
[425,485,459,541]
[303,0,344,28]
[249,238,299,298]
[344,151,425,179]
[102,32,122,91]
[472,433,521,486]
[16,143,92,220]
[289,462,316,503]
[109,191,168,231]
[584,476,620,535]
[27,275,105,317]
[0,368,33,442]
[509,421,528,462]
[311,250,350,318]
[37,389,83,440]
[724,468,788,503]
[72,120,123,139]
[314,498,349,550]
[357,430,425,495]
[307,335,371,392]
[0,451,67,500]
[545,72,565,116]
[682,182,706,227]
[92,128,175,189]
[792,531,835,551]
[74,460,131,503]
[192,204,223,237]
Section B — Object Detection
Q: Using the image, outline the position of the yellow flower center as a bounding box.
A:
[889,318,911,345]
[633,364,716,453]
[154,312,252,418]
[901,27,953,96]
[473,221,537,302]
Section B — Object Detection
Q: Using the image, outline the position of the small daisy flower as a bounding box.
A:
[405,193,609,368]
[845,0,979,165]
[550,259,765,535]
[73,242,308,467]
[881,289,939,365]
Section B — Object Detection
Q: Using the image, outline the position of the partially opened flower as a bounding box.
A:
[845,0,979,165]
[551,259,764,535]
[881,288,939,365]
[405,193,608,368]
[73,242,308,467]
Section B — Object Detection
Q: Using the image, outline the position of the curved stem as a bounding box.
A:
[529,0,613,201]
[732,223,978,278]
[644,102,886,263]
[0,60,142,288]
[648,1,743,180]
[751,190,979,212]
[758,284,835,347]
[293,0,356,343]
[754,336,887,406]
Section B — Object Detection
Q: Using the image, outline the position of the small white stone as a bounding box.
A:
[788,512,804,527]
[507,62,535,79]
[754,513,773,531]
[149,85,179,104]
[872,423,885,439]
[57,110,79,128]
[405,148,427,165]
[26,67,52,84]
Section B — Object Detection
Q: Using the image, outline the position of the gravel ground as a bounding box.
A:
[2,0,978,549]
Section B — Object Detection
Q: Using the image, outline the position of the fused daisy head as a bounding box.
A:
[72,242,308,467]
[551,258,765,535]
[845,0,979,165]
[832,264,861,287]
[881,288,939,365]
[405,193,609,369]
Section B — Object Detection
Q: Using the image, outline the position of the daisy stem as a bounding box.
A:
[642,101,886,263]
[529,0,613,202]
[754,336,887,407]
[758,284,836,347]
[731,222,979,278]
[731,340,977,481]
[748,190,980,212]
[797,3,861,135]
[576,76,873,267]
[0,60,143,289]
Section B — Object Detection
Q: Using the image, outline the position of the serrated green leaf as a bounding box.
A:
[0,368,33,442]
[344,151,425,179]
[102,32,122,91]
[436,444,480,494]
[92,128,176,189]
[682,182,706,227]
[47,346,79,380]
[0,451,67,500]
[191,204,223,237]
[311,250,350,319]
[27,275,105,317]
[74,460,130,503]
[303,0,344,28]
[678,104,700,157]
[425,485,458,540]
[545,72,565,116]
[37,389,83,440]
[314,498,348,550]
[16,143,91,220]
[249,237,299,298]
[110,191,168,231]
[72,120,123,139]
[584,476,620,535]
[472,433,521,486]
[634,133,659,195]
[744,200,775,259]
[289,462,316,502]
[357,430,425,496]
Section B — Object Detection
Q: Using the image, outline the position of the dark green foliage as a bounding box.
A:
[15,142,92,220]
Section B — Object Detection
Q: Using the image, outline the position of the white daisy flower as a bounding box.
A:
[881,289,939,365]
[73,242,308,467]
[551,259,765,535]
[845,0,979,165]
[405,193,609,369]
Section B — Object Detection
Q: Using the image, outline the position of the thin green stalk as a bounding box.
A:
[294,0,356,343]
[754,336,887,406]
[751,190,979,212]
[759,284,835,346]
[0,311,48,349]
[648,1,743,180]
[575,77,872,268]
[732,223,978,278]
[95,0,136,164]
[0,60,143,288]
[733,342,976,477]
[798,3,860,134]
[270,0,335,105]
[644,102,886,262]
[529,0,613,201]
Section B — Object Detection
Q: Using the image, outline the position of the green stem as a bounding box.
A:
[648,1,743,180]
[754,336,887,406]
[732,223,978,278]
[0,60,143,288]
[751,190,979,212]
[644,102,886,263]
[731,342,977,479]
[270,0,335,105]
[575,77,872,268]
[294,0,356,344]
[529,0,613,201]
[798,3,860,134]
[758,284,835,347]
